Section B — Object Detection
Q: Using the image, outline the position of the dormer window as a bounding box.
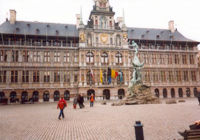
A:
[56,30,59,35]
[16,27,20,32]
[36,29,40,34]
[65,25,68,29]
[156,35,160,39]
[141,34,145,38]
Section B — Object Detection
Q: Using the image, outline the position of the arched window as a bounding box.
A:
[154,89,159,97]
[194,87,198,97]
[118,89,125,99]
[43,91,50,102]
[54,91,60,101]
[163,88,168,98]
[101,52,108,64]
[103,89,110,100]
[86,52,94,63]
[116,52,122,64]
[186,88,191,97]
[171,88,175,98]
[64,90,70,101]
[32,91,39,102]
[178,88,183,98]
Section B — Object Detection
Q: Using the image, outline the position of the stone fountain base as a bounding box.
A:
[112,83,160,106]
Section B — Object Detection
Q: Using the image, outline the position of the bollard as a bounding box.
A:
[134,121,144,140]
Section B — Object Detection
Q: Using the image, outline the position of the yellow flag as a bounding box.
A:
[100,69,103,83]
[111,69,116,78]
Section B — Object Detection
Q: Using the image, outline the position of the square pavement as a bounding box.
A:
[0,98,200,140]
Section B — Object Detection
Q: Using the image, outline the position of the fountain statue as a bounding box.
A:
[112,40,160,106]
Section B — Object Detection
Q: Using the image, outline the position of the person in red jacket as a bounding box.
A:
[57,97,67,120]
[90,94,94,107]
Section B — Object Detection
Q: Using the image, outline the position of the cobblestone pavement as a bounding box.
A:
[0,98,200,140]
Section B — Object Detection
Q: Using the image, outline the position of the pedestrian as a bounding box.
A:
[73,95,78,109]
[57,96,67,120]
[197,92,200,105]
[90,93,94,107]
[78,94,85,109]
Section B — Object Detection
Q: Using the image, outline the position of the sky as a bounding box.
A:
[0,0,200,45]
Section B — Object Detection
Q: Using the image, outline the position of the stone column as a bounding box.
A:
[79,70,82,86]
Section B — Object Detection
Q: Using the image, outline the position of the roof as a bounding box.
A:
[0,20,198,43]
[128,27,198,43]
[0,21,79,37]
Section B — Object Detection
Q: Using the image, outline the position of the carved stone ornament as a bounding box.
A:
[100,33,108,44]
[79,32,85,42]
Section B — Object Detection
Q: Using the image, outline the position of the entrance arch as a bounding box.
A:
[87,89,95,100]
[32,91,39,102]
[103,89,110,100]
[154,89,159,98]
[64,90,70,101]
[171,88,175,98]
[163,88,167,98]
[186,88,191,97]
[54,91,60,101]
[0,92,5,102]
[43,91,49,102]
[21,91,28,103]
[194,87,198,97]
[118,89,125,99]
[178,88,183,97]
[10,91,17,103]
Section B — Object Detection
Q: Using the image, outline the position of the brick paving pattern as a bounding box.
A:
[0,98,200,140]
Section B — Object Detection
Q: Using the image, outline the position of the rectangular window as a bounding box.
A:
[176,71,182,82]
[74,72,78,83]
[64,71,70,83]
[168,71,174,82]
[74,52,78,63]
[160,71,166,82]
[44,71,50,83]
[182,55,187,64]
[168,55,172,64]
[54,71,60,82]
[153,71,158,82]
[174,54,179,64]
[145,71,150,82]
[33,71,39,83]
[44,51,50,62]
[22,50,29,62]
[183,71,189,81]
[12,50,19,62]
[191,71,196,81]
[190,55,194,64]
[0,71,6,83]
[0,50,7,62]
[11,71,18,83]
[33,51,40,62]
[54,52,60,62]
[22,71,29,83]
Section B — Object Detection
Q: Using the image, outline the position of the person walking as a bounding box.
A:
[57,97,67,120]
[73,95,78,109]
[90,94,94,107]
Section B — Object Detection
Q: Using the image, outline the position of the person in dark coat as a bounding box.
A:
[79,94,85,108]
[197,92,200,105]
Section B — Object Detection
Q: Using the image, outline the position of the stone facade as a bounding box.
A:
[0,0,199,103]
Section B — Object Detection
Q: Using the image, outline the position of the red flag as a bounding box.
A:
[115,71,118,78]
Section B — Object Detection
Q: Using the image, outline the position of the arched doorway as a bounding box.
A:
[64,90,70,101]
[194,87,198,97]
[186,88,191,97]
[171,88,175,98]
[43,91,49,102]
[0,92,5,103]
[87,89,95,100]
[54,91,60,101]
[118,89,125,99]
[32,91,39,102]
[10,91,17,103]
[21,91,28,103]
[154,89,159,98]
[163,88,167,98]
[103,89,110,100]
[178,88,183,98]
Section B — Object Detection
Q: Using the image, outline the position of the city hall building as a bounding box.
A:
[0,0,199,103]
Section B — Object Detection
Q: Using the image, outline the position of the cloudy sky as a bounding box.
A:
[0,0,200,44]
